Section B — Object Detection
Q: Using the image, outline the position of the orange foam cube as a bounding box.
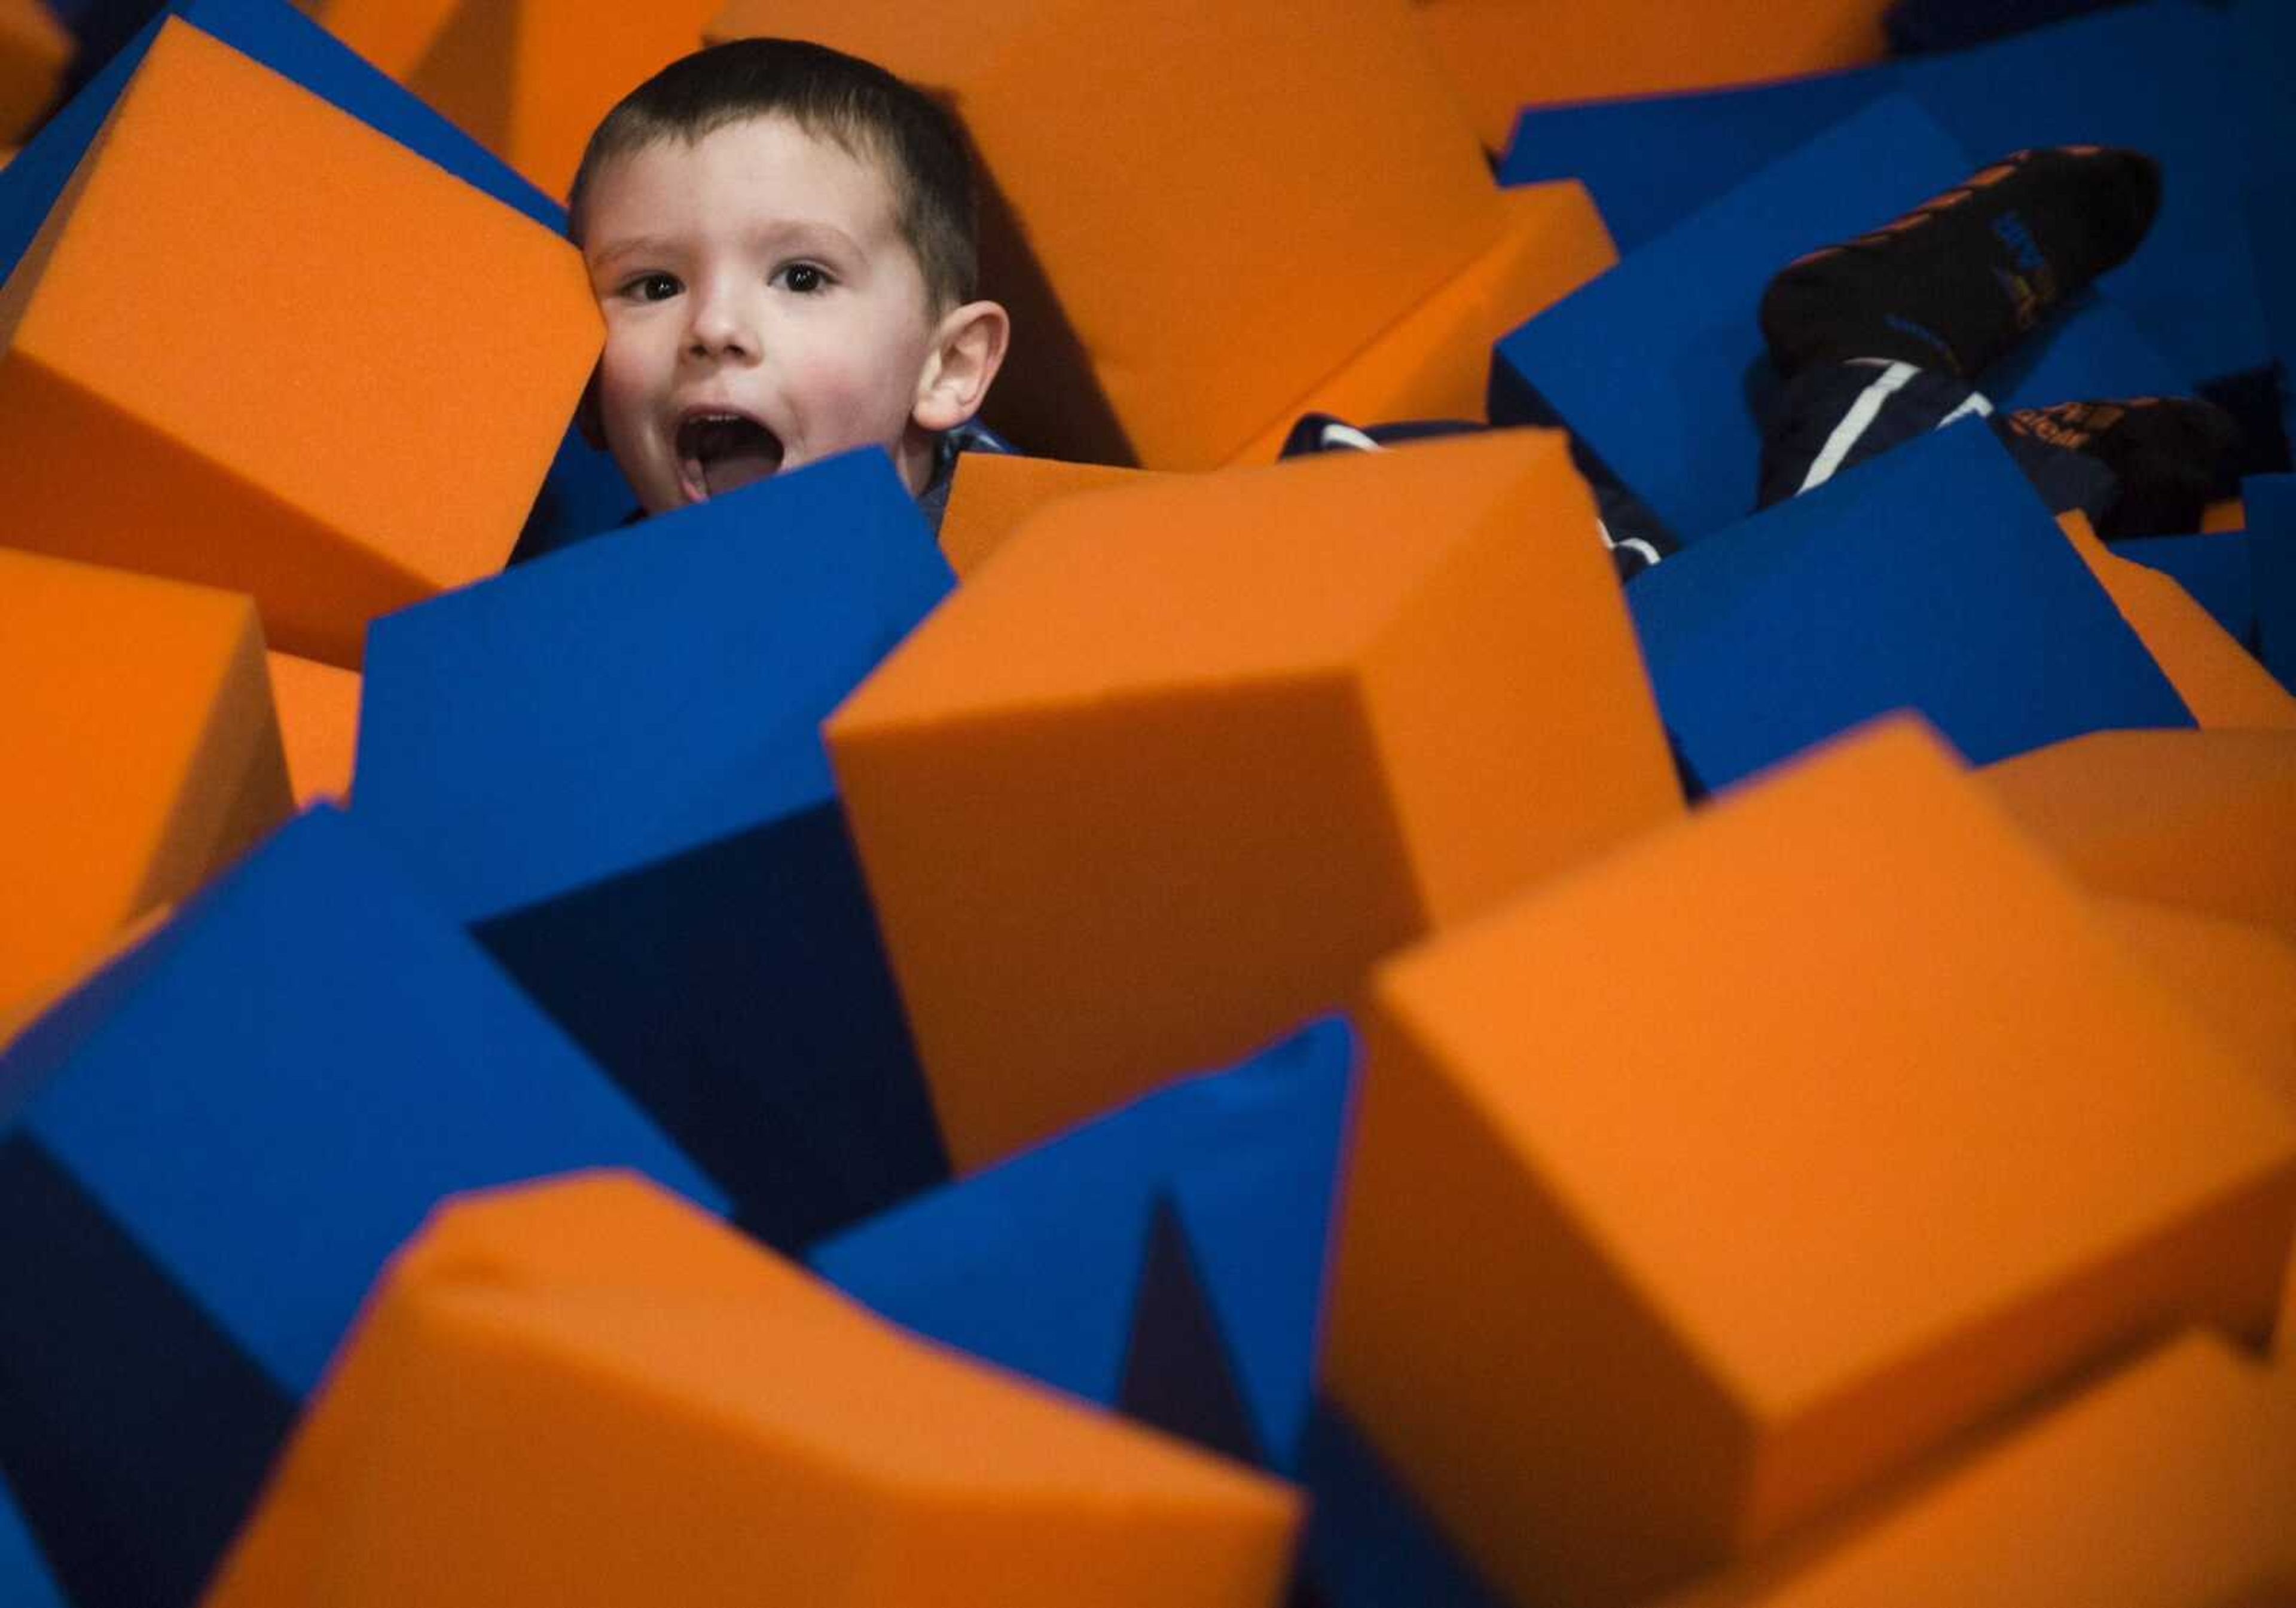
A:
[708,0,1507,469]
[265,651,361,808]
[939,453,1157,580]
[1654,1334,2296,1608]
[2093,895,2296,1115]
[2203,497,2246,533]
[300,0,720,201]
[0,901,173,1054]
[1224,179,1618,466]
[0,0,68,144]
[1327,716,2296,1608]
[828,430,1679,1171]
[0,19,599,667]
[1412,0,1892,151]
[203,1170,1300,1608]
[292,0,460,81]
[2057,511,2296,730]
[404,2,720,201]
[2285,1254,2296,1369]
[1979,729,2296,943]
[0,548,290,1022]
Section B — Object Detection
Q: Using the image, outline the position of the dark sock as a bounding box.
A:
[1758,146,2161,381]
[2002,394,2242,537]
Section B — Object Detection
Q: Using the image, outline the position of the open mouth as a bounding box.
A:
[676,412,784,501]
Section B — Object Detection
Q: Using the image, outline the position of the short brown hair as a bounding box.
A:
[569,38,979,311]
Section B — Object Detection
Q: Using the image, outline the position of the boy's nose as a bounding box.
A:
[685,288,758,361]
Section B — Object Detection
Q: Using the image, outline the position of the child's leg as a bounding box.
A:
[1758,146,2160,382]
[1757,359,2114,517]
[2001,396,2243,536]
[1754,146,2240,536]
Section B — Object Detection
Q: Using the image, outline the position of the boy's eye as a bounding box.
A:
[621,272,681,302]
[776,262,830,295]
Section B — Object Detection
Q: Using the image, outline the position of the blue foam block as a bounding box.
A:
[1885,0,2141,53]
[2112,532,2259,644]
[512,426,642,562]
[1501,71,1878,258]
[1292,1401,1512,1608]
[353,449,955,1252]
[1891,2,2265,391]
[33,0,159,102]
[0,1473,63,1608]
[1501,2,2268,390]
[1116,1196,1263,1467]
[0,805,719,1608]
[1627,421,2193,791]
[2245,187,2296,454]
[2235,0,2296,450]
[813,1017,1355,1474]
[2246,475,2296,689]
[1494,94,2185,545]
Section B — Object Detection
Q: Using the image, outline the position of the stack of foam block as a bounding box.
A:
[2,2,2294,1606]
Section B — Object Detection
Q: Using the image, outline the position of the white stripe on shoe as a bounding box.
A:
[1799,360,1919,493]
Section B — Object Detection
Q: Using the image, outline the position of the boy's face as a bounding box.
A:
[581,115,947,513]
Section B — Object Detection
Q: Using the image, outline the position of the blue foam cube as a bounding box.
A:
[1626,421,2193,791]
[1501,69,1878,257]
[353,449,955,1254]
[512,426,642,561]
[0,1472,63,1608]
[0,805,719,1608]
[813,1017,1355,1475]
[1885,0,2141,54]
[1501,1,2269,390]
[1116,1196,1265,1467]
[2245,474,2296,690]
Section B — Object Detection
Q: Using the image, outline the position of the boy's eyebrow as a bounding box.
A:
[746,218,869,258]
[585,234,680,273]
[585,221,872,272]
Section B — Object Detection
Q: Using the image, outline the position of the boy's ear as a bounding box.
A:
[575,364,606,450]
[912,299,1010,433]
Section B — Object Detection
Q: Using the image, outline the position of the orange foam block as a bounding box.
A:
[0,548,290,1021]
[1657,1334,2296,1608]
[939,453,1156,580]
[375,1,721,201]
[2057,510,2296,730]
[2095,895,2296,1115]
[0,0,67,144]
[0,901,172,1054]
[1412,0,1892,151]
[292,0,459,81]
[265,651,361,807]
[2203,496,2246,533]
[1225,179,1617,466]
[828,430,1680,1172]
[1979,728,2296,943]
[300,0,712,199]
[1327,716,2296,1608]
[203,1170,1300,1608]
[0,19,599,667]
[709,0,1507,470]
